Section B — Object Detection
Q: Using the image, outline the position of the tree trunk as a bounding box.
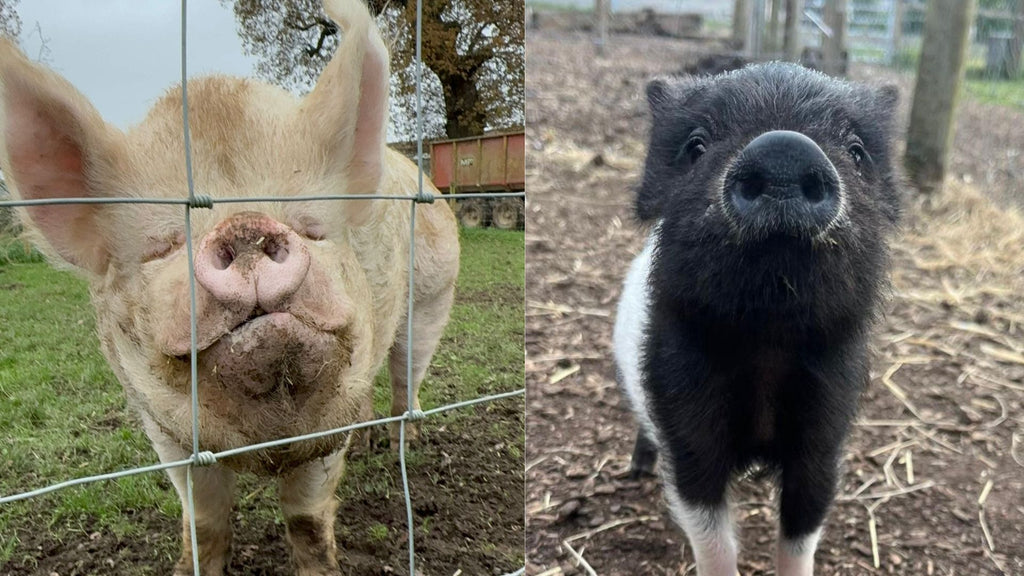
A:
[1010,0,1024,78]
[821,0,847,76]
[783,0,804,62]
[733,0,751,51]
[441,73,487,138]
[768,0,782,53]
[596,0,610,56]
[905,0,976,192]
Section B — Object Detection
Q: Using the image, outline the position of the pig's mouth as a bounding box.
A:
[236,307,275,330]
[173,311,350,399]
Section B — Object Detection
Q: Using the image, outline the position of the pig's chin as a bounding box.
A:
[196,312,344,398]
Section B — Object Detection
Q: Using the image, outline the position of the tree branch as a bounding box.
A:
[282,17,339,58]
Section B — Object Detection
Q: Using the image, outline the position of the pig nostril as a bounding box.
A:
[801,172,827,204]
[213,244,235,270]
[738,177,767,202]
[263,239,289,264]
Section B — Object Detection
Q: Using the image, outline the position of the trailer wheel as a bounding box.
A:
[457,198,489,228]
[492,198,521,230]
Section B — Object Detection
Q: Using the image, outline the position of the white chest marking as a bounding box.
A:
[613,229,659,445]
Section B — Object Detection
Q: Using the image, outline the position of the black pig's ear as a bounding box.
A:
[645,76,703,116]
[645,77,676,111]
[877,84,899,107]
[874,84,899,126]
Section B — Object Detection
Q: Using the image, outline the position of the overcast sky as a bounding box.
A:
[18,1,258,129]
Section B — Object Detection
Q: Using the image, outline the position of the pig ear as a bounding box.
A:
[301,0,389,224]
[645,76,703,117]
[646,77,676,111]
[877,84,899,108]
[871,84,900,133]
[0,39,124,275]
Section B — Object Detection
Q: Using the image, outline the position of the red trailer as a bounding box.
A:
[430,131,525,229]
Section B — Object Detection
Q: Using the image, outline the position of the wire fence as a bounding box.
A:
[528,0,1023,107]
[800,1,1022,69]
[0,0,525,574]
[796,0,1024,107]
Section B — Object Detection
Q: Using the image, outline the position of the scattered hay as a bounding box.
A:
[897,179,1024,290]
[846,178,1024,571]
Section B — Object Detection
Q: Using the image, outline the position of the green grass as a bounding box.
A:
[371,227,525,415]
[878,43,1024,111]
[965,68,1024,110]
[888,41,1024,110]
[0,232,44,265]
[367,523,390,542]
[703,17,731,34]
[0,227,524,569]
[0,252,173,567]
[525,0,591,13]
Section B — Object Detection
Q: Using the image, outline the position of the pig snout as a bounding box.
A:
[194,212,311,312]
[175,212,350,399]
[724,130,841,238]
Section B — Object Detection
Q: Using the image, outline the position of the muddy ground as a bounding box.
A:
[8,405,524,576]
[1,228,524,576]
[525,31,1024,575]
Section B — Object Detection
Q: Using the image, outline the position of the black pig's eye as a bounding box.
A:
[848,140,868,168]
[673,128,708,167]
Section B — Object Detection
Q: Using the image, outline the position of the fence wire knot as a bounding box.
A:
[405,409,427,422]
[413,191,435,204]
[191,451,217,467]
[187,195,213,209]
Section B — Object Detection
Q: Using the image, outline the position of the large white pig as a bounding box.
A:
[0,0,459,574]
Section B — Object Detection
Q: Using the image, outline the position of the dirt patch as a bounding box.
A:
[525,31,1024,576]
[4,401,524,576]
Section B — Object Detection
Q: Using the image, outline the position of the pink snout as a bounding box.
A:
[194,212,311,312]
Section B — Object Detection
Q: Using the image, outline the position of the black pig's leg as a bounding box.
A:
[629,430,659,478]
[644,314,739,575]
[777,348,866,576]
[660,450,737,576]
[776,444,840,576]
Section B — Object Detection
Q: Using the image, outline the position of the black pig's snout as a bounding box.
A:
[725,130,841,238]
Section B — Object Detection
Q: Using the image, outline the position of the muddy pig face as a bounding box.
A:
[639,63,901,328]
[0,19,390,467]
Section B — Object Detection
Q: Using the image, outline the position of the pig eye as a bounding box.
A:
[673,129,708,167]
[298,222,327,241]
[142,233,185,262]
[847,140,868,168]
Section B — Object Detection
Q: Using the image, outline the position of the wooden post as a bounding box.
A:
[887,0,905,66]
[596,0,609,56]
[905,0,977,192]
[768,0,782,54]
[783,0,805,62]
[733,0,751,51]
[821,0,847,75]
[749,0,765,58]
[1010,0,1024,78]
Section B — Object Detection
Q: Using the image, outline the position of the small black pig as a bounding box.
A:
[613,63,900,575]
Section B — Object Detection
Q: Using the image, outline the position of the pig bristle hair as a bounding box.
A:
[619,60,902,570]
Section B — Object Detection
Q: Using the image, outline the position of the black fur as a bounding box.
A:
[634,63,900,541]
[629,429,659,479]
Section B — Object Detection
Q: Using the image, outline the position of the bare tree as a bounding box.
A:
[222,0,524,139]
[0,0,21,39]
